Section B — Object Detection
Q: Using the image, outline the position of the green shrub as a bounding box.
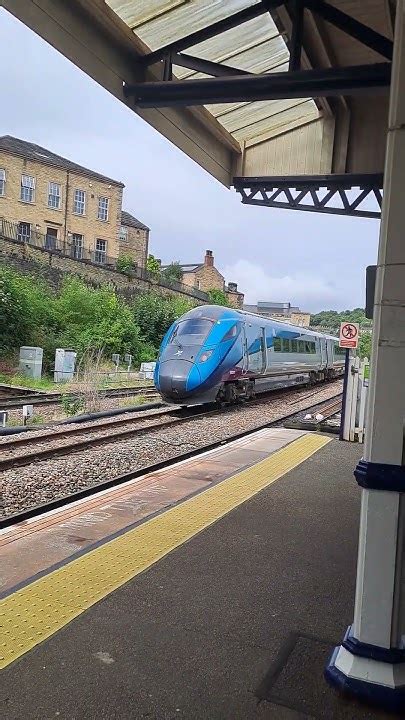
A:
[116,255,135,273]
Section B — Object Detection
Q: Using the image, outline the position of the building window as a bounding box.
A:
[48,182,61,209]
[20,175,36,203]
[98,197,109,221]
[71,233,84,260]
[119,225,127,241]
[17,221,31,242]
[73,189,86,215]
[95,238,107,264]
[0,169,5,196]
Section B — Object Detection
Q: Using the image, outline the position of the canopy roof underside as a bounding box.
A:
[106,0,320,145]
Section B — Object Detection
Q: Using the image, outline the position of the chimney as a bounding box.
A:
[228,282,238,292]
[204,249,214,267]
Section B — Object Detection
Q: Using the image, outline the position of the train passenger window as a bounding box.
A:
[273,338,282,352]
[282,339,291,352]
[221,324,238,342]
[170,319,213,343]
[298,340,305,353]
[291,340,298,352]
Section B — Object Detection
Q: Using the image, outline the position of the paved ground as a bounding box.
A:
[1,439,397,719]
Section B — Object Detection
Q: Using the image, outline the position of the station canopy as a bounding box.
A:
[6,0,395,217]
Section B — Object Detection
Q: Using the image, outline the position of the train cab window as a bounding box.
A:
[170,319,213,343]
[221,324,238,342]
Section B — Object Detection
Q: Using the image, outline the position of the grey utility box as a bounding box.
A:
[19,346,43,380]
[54,349,77,383]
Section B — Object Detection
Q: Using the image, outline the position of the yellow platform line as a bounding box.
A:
[0,433,330,669]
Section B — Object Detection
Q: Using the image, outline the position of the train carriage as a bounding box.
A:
[155,305,344,405]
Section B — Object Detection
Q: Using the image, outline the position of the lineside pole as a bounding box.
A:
[339,348,350,441]
[325,2,405,711]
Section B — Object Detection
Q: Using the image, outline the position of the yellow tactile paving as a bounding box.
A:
[0,433,330,670]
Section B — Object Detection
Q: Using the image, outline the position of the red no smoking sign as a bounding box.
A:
[339,322,359,349]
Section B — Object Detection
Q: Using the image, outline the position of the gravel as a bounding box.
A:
[1,380,342,518]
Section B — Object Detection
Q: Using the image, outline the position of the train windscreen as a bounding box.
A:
[170,319,213,344]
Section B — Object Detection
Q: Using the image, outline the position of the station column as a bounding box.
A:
[325,1,405,711]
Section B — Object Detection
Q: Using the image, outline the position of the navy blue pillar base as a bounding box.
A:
[325,646,405,714]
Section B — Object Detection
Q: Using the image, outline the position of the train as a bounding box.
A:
[154,305,345,405]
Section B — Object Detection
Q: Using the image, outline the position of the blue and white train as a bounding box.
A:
[154,305,345,405]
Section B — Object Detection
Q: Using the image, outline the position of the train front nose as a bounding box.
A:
[158,359,199,399]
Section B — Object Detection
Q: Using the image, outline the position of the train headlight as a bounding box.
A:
[199,350,213,363]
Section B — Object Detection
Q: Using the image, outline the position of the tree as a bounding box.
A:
[132,292,193,352]
[358,332,372,359]
[146,254,161,277]
[161,262,183,284]
[207,288,230,307]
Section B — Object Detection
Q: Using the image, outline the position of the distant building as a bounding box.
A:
[119,211,149,269]
[243,301,311,327]
[0,135,149,268]
[162,250,244,308]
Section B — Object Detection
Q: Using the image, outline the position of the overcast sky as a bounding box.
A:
[0,9,381,312]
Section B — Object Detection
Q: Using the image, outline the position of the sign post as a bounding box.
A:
[339,322,359,441]
[339,322,359,350]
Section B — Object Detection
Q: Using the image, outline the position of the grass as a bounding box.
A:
[0,373,58,392]
[0,371,154,394]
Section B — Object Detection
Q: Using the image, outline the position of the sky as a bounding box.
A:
[0,9,381,312]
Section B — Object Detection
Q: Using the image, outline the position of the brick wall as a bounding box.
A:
[0,235,209,304]
[0,150,122,259]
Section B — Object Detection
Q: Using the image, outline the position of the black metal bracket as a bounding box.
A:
[233,174,383,219]
[124,63,390,107]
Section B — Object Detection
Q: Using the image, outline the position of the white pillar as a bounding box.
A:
[325,3,405,711]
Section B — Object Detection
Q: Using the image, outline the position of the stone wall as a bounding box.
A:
[0,235,209,304]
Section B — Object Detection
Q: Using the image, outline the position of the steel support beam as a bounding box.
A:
[172,53,250,78]
[140,0,284,66]
[233,173,383,219]
[289,0,304,71]
[305,0,393,60]
[124,63,391,107]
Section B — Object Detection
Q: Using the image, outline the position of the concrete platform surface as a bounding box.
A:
[1,437,397,719]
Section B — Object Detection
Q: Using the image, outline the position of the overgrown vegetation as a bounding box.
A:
[0,267,197,370]
[207,288,230,306]
[116,254,136,273]
[161,261,183,284]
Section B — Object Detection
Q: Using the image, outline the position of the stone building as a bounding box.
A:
[243,301,311,327]
[0,135,148,268]
[163,250,244,308]
[119,211,149,268]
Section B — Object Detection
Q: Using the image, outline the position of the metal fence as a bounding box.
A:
[0,218,209,302]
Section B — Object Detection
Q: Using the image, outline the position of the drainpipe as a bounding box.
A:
[63,170,70,252]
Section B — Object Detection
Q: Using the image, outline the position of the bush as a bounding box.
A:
[116,254,135,273]
[146,254,161,277]
[207,288,230,307]
[132,292,193,352]
[161,262,183,284]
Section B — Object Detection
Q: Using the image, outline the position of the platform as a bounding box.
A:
[0,430,397,719]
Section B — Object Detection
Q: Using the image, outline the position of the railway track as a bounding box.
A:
[0,384,157,409]
[0,384,342,471]
[1,386,342,528]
